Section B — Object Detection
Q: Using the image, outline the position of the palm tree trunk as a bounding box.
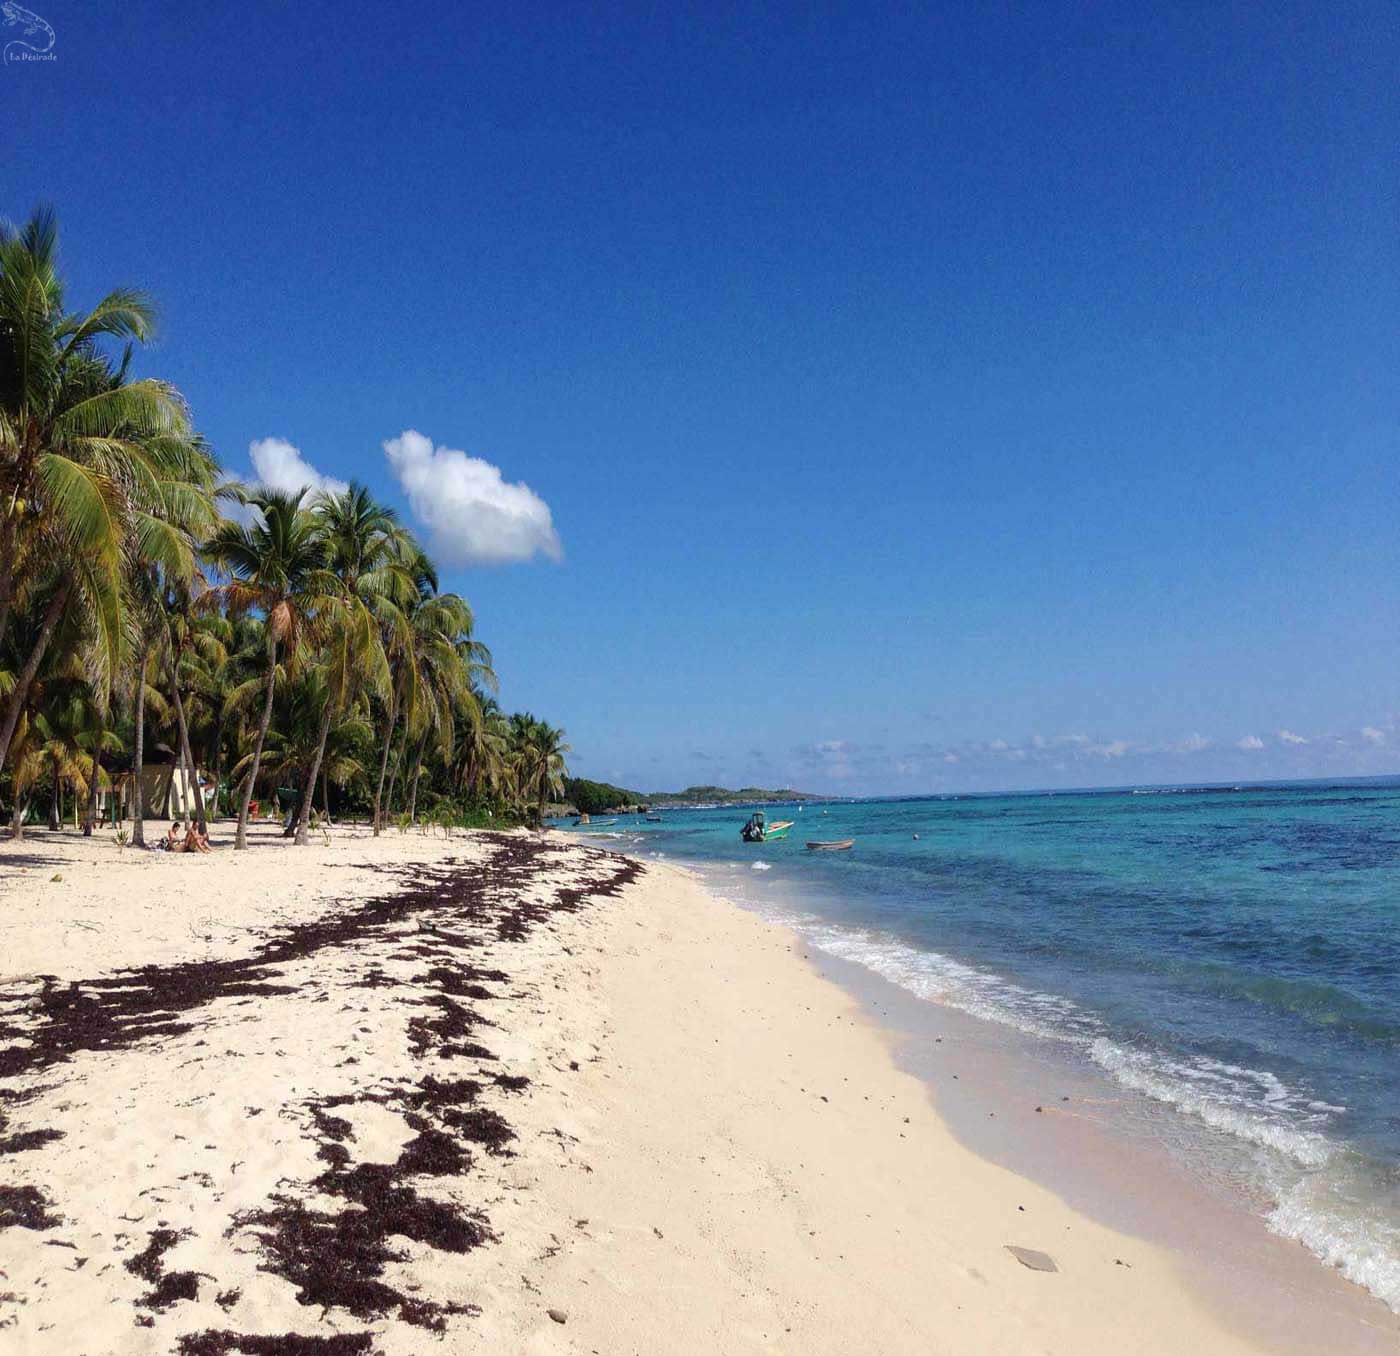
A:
[170,698,190,826]
[294,701,335,846]
[166,644,207,834]
[371,691,398,836]
[48,754,60,831]
[10,794,24,841]
[0,513,19,657]
[407,741,425,823]
[209,712,225,821]
[235,645,278,850]
[83,704,105,836]
[385,727,408,822]
[0,580,71,774]
[178,734,194,825]
[131,647,148,847]
[175,688,204,831]
[321,765,331,823]
[282,758,315,839]
[386,761,400,822]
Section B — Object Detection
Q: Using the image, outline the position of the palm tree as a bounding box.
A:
[200,613,263,818]
[228,668,323,802]
[6,709,42,838]
[375,586,491,828]
[370,543,438,834]
[202,488,339,849]
[453,692,509,804]
[316,698,375,820]
[97,410,218,843]
[123,620,170,847]
[30,684,113,832]
[286,484,401,845]
[508,713,571,825]
[403,613,490,824]
[160,589,227,834]
[0,207,196,773]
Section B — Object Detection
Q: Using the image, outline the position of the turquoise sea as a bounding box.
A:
[573,778,1400,1309]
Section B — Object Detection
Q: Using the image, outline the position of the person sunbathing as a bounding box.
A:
[163,823,211,853]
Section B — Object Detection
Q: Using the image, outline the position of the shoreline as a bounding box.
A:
[2,825,1392,1351]
[587,836,1400,1352]
[651,832,1400,1344]
[803,932,1400,1354]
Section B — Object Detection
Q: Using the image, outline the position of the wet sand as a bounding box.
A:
[809,946,1400,1354]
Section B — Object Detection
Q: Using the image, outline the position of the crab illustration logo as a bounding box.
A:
[3,1,56,64]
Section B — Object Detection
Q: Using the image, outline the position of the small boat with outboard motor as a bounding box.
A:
[740,811,794,843]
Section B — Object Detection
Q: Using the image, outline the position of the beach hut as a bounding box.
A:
[109,758,214,821]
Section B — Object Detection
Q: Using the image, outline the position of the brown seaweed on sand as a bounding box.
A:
[0,1183,61,1230]
[177,1333,378,1355]
[2,835,644,1346]
[124,1225,207,1311]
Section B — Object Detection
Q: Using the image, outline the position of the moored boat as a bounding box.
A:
[806,839,854,851]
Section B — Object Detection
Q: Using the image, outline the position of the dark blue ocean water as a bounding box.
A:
[572,779,1400,1307]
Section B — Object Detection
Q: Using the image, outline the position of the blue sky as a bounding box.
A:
[6,1,1398,794]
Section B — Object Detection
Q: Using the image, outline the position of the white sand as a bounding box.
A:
[0,823,1388,1353]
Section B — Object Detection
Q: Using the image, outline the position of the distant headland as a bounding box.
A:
[560,779,823,815]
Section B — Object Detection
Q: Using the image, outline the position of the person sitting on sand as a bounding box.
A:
[160,823,183,852]
[172,824,211,854]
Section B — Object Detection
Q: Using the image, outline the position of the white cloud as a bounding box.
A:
[247,437,348,501]
[943,752,959,764]
[1277,729,1308,745]
[382,429,561,566]
[1088,740,1130,758]
[219,437,348,524]
[1237,734,1265,751]
[1174,733,1211,753]
[1031,733,1089,750]
[1361,726,1386,745]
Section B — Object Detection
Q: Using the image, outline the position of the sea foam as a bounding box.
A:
[763,908,1400,1314]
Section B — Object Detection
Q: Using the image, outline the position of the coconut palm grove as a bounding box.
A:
[0,207,571,844]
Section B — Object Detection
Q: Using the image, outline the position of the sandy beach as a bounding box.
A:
[1,824,1394,1354]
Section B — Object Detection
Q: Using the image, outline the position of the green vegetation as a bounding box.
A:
[560,780,820,814]
[647,785,820,805]
[0,206,570,841]
[564,778,642,815]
